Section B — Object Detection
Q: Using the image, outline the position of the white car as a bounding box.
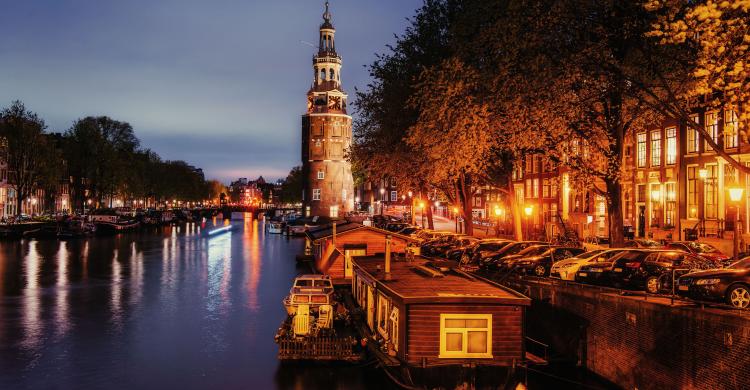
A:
[551,249,625,280]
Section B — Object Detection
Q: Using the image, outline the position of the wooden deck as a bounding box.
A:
[277,336,361,361]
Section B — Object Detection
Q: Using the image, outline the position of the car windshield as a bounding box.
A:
[577,249,605,259]
[686,242,719,253]
[479,242,510,251]
[728,257,750,269]
[638,240,661,247]
[517,245,550,257]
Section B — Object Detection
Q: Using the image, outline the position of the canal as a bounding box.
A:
[0,218,393,389]
[0,218,617,389]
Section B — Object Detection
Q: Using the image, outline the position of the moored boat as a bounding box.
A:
[91,213,140,234]
[267,221,285,234]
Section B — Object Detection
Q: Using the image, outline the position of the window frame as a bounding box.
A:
[317,170,325,180]
[665,127,677,165]
[724,109,738,149]
[312,188,321,201]
[636,132,647,168]
[650,129,662,167]
[439,313,493,359]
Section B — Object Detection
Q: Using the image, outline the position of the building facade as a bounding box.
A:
[301,2,354,218]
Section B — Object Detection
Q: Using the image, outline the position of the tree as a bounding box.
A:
[279,166,304,204]
[407,57,497,235]
[206,180,226,205]
[0,101,53,216]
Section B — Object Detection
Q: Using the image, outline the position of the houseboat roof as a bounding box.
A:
[352,256,531,306]
[305,222,417,242]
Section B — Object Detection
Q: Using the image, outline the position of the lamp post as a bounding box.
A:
[379,188,386,215]
[729,187,744,260]
[419,202,425,228]
[524,205,533,240]
[494,206,502,237]
[408,191,414,224]
[453,207,459,233]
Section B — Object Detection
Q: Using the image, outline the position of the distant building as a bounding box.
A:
[301,2,354,219]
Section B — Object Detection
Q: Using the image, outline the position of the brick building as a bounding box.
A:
[301,2,354,219]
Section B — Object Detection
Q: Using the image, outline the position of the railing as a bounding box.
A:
[525,337,549,364]
[277,336,359,360]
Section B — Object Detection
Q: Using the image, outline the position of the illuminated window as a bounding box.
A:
[705,112,719,151]
[390,191,397,202]
[687,166,698,218]
[377,294,389,338]
[651,130,661,167]
[329,205,338,218]
[725,110,738,149]
[665,182,676,226]
[312,189,321,201]
[439,314,492,358]
[687,115,699,153]
[542,179,550,198]
[317,170,325,180]
[533,179,539,198]
[666,127,676,165]
[637,132,647,168]
[704,165,718,219]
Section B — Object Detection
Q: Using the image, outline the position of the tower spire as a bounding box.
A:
[323,1,332,25]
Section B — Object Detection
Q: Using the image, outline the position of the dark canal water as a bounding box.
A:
[0,218,394,390]
[0,218,617,390]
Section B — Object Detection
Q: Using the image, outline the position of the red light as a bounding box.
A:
[624,262,640,268]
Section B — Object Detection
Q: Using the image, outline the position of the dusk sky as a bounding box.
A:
[0,0,421,183]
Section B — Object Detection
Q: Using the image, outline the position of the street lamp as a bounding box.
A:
[494,206,502,237]
[453,207,459,233]
[419,201,425,228]
[729,187,744,260]
[379,188,386,215]
[524,205,533,240]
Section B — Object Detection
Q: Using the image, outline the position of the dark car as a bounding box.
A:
[576,250,641,285]
[384,222,410,233]
[677,257,750,308]
[446,239,512,263]
[621,239,663,249]
[421,234,466,257]
[609,250,715,293]
[434,236,479,258]
[513,246,587,276]
[496,244,552,272]
[479,241,547,272]
[666,241,731,267]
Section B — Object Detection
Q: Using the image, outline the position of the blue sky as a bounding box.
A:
[0,0,421,183]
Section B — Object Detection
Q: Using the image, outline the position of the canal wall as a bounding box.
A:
[507,278,750,390]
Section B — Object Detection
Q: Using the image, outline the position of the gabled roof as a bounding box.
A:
[305,222,418,243]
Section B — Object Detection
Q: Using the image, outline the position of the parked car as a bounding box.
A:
[665,241,731,267]
[575,250,642,285]
[428,236,479,258]
[513,246,587,276]
[677,257,750,308]
[420,234,462,256]
[446,238,513,263]
[398,226,422,236]
[551,249,626,280]
[495,244,552,272]
[479,241,547,272]
[621,239,663,249]
[384,222,410,233]
[608,250,715,293]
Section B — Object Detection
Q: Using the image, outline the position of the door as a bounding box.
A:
[344,249,367,278]
[366,286,375,330]
[638,206,646,238]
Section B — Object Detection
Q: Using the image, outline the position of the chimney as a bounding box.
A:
[332,222,337,246]
[385,234,392,279]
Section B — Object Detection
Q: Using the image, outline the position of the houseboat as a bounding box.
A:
[90,213,140,234]
[304,222,417,284]
[350,252,531,386]
[282,274,334,316]
[267,221,285,234]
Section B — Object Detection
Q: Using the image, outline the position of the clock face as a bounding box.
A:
[328,96,341,110]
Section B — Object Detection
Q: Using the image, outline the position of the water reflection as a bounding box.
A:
[0,221,390,389]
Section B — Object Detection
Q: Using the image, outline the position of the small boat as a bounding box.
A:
[91,214,140,234]
[58,219,95,239]
[267,221,285,234]
[22,225,60,239]
[282,274,334,316]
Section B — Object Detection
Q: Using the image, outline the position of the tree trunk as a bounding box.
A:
[457,174,474,236]
[507,178,523,240]
[426,203,434,230]
[606,178,624,247]
[15,191,24,217]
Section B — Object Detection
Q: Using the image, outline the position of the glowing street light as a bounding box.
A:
[729,187,744,260]
[524,205,533,216]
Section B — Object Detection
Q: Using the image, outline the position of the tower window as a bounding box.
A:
[329,69,335,81]
[320,69,326,80]
[317,170,325,180]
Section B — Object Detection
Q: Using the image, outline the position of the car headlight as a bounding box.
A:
[696,278,721,285]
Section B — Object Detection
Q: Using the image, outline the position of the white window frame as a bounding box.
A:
[665,127,677,165]
[687,114,699,153]
[650,129,661,167]
[329,205,339,218]
[377,294,390,338]
[439,313,492,359]
[317,170,325,180]
[312,188,321,201]
[390,191,397,202]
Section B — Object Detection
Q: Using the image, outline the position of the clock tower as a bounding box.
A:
[301,1,354,218]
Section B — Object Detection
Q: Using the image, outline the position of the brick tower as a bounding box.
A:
[301,2,354,218]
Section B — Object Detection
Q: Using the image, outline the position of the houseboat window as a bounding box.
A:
[310,295,327,304]
[377,294,390,338]
[439,314,492,359]
[389,307,399,351]
[293,295,310,303]
[295,280,312,287]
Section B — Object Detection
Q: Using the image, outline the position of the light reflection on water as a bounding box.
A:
[0,219,392,389]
